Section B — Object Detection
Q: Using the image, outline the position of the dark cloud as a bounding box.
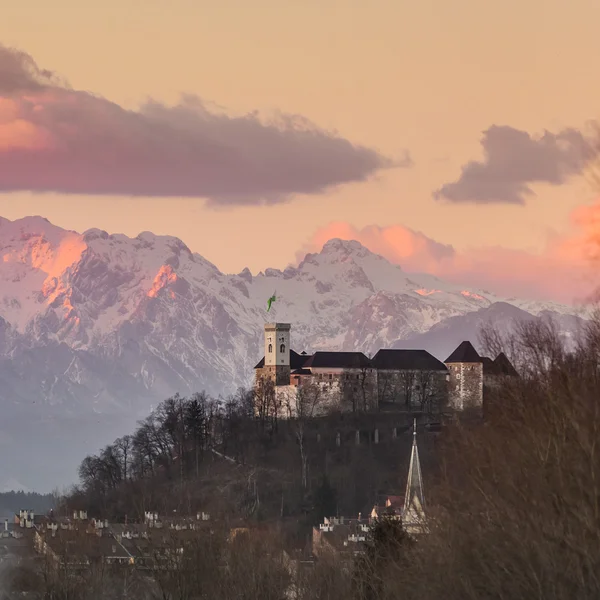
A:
[0,44,399,204]
[435,125,594,204]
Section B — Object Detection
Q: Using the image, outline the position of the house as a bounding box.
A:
[34,526,133,569]
[0,519,37,565]
[311,517,371,559]
[369,419,427,536]
[313,420,428,561]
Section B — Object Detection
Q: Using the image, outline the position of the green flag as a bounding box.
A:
[267,292,276,312]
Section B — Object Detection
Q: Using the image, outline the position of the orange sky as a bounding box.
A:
[1,0,600,301]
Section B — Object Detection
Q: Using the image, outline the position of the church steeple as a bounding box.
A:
[403,419,426,534]
[404,418,425,512]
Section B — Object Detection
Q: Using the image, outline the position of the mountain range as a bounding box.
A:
[0,216,591,490]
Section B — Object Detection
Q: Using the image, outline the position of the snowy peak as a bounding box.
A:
[320,238,376,259]
[0,216,589,492]
[0,214,587,413]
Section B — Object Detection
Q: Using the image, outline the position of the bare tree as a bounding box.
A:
[340,361,377,414]
[284,382,325,489]
[397,370,416,411]
[415,369,446,415]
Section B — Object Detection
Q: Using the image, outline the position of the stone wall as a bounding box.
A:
[447,363,483,409]
[377,369,448,411]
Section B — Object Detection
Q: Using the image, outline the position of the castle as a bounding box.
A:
[254,323,517,414]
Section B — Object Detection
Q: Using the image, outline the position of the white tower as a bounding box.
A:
[264,323,291,385]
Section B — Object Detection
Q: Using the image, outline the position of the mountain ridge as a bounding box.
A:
[0,215,589,410]
[0,215,590,490]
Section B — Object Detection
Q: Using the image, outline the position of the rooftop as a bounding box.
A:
[303,351,372,370]
[445,341,482,363]
[372,349,447,371]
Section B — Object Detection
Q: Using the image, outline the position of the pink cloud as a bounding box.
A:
[0,44,398,204]
[300,205,600,304]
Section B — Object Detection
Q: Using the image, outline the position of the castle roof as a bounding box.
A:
[302,351,371,369]
[371,349,447,371]
[481,356,497,374]
[254,349,310,370]
[494,352,519,376]
[445,341,482,363]
[291,368,312,375]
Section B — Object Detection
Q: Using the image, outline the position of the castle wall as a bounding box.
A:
[377,369,447,411]
[446,362,483,410]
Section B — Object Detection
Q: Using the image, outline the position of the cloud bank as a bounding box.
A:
[0,44,397,204]
[300,207,600,305]
[436,125,594,204]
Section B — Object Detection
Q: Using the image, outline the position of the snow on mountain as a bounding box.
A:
[0,216,591,490]
[0,216,590,414]
[1,478,30,494]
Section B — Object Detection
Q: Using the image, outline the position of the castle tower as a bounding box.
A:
[263,323,291,386]
[403,419,426,535]
[445,341,484,410]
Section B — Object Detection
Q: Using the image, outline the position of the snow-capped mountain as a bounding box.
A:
[0,216,590,413]
[0,216,590,490]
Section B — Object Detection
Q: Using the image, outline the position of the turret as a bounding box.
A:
[263,323,291,386]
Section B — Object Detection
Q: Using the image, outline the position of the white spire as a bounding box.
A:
[404,418,425,514]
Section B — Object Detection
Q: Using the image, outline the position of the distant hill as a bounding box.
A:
[0,491,56,519]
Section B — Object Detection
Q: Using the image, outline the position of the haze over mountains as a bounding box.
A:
[0,216,590,491]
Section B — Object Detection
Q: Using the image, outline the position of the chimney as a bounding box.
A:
[4,519,7,532]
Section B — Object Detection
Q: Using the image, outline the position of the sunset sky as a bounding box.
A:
[1,0,600,304]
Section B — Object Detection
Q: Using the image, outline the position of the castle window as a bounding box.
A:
[280,343,285,353]
[268,344,273,353]
[329,374,333,380]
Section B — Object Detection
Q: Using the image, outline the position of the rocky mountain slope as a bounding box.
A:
[0,216,590,490]
[0,215,589,414]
